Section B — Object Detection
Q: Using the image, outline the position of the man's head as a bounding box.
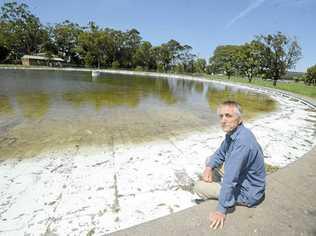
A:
[217,101,242,133]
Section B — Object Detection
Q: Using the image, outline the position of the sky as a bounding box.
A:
[1,0,315,72]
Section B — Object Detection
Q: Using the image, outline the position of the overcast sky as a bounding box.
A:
[2,0,315,72]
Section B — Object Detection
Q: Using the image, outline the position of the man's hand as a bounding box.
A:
[209,211,225,230]
[202,166,213,182]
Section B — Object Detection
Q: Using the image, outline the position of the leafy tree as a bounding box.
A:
[305,64,316,86]
[39,25,58,56]
[122,28,141,68]
[209,45,241,79]
[52,20,83,63]
[132,41,155,70]
[153,40,195,72]
[177,44,196,73]
[255,32,302,86]
[237,41,263,82]
[103,28,141,69]
[0,21,10,62]
[154,40,180,71]
[0,1,47,62]
[77,22,113,68]
[193,58,207,73]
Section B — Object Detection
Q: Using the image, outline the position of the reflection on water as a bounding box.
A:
[62,77,177,109]
[0,95,14,116]
[0,69,277,159]
[207,87,276,119]
[16,93,49,119]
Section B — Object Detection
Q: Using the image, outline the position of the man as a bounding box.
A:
[193,100,266,230]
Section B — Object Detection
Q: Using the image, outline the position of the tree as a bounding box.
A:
[209,45,241,79]
[193,58,207,73]
[0,21,10,62]
[157,40,182,71]
[122,28,141,68]
[177,44,196,73]
[255,32,302,86]
[0,1,47,62]
[237,41,263,82]
[132,41,155,70]
[76,22,115,68]
[305,65,316,86]
[52,20,83,63]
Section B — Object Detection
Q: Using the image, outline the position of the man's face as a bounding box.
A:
[217,105,241,133]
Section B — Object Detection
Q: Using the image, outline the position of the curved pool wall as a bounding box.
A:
[0,67,315,235]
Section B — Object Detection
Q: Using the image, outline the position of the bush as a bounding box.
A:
[135,66,143,71]
[305,65,316,86]
[111,61,120,69]
[156,64,164,72]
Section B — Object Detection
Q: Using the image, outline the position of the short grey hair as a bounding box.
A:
[218,100,242,117]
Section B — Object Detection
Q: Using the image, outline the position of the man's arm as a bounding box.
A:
[209,144,249,230]
[216,144,249,214]
[205,139,227,169]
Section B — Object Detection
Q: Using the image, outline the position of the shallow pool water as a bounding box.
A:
[0,69,276,159]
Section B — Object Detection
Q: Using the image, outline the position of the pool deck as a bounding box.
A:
[111,96,316,235]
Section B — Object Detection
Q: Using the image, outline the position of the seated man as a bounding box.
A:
[193,100,266,230]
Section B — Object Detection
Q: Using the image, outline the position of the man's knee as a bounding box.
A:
[193,180,220,200]
[193,180,208,199]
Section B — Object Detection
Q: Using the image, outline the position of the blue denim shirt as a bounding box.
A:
[206,123,266,214]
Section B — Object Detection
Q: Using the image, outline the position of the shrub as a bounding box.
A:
[111,61,120,69]
[306,65,316,86]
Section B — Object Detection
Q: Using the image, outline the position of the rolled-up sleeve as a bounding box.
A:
[217,144,249,214]
[206,140,226,169]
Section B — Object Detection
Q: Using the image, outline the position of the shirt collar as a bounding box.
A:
[226,122,243,141]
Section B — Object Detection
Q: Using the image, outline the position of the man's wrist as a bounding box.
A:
[216,204,227,215]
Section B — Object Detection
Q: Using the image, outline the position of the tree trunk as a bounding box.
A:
[273,78,277,86]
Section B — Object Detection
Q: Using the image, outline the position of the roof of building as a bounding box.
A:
[21,55,64,62]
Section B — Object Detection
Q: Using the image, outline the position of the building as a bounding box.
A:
[21,54,64,67]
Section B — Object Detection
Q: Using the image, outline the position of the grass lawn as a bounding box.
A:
[203,74,316,99]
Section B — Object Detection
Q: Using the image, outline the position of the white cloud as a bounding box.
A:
[226,0,266,29]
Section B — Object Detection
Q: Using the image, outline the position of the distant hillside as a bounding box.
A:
[282,71,305,80]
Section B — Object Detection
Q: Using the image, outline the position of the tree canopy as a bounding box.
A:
[0,1,310,85]
[254,32,302,86]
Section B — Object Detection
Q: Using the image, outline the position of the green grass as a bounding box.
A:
[0,64,26,67]
[265,163,280,174]
[203,74,316,99]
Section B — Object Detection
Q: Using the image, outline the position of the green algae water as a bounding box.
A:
[0,69,276,159]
